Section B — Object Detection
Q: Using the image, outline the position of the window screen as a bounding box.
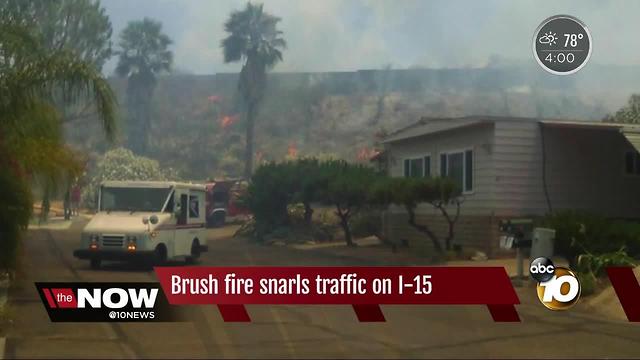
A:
[424,156,431,177]
[441,150,474,192]
[404,157,427,177]
[440,153,447,176]
[464,150,473,192]
[448,152,464,191]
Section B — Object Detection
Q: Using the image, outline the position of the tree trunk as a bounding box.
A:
[40,183,51,224]
[433,199,461,251]
[303,201,313,225]
[406,207,443,254]
[244,103,255,179]
[63,187,71,221]
[140,98,151,154]
[126,74,155,155]
[336,205,354,247]
[445,221,454,251]
[340,217,354,247]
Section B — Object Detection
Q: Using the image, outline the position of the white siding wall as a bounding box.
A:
[492,120,547,216]
[387,119,640,220]
[386,123,495,216]
[544,127,640,218]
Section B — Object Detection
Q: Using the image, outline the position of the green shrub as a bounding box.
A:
[287,203,306,224]
[607,221,640,258]
[245,159,381,244]
[244,162,296,240]
[541,211,631,263]
[577,271,597,297]
[350,211,382,238]
[577,249,637,278]
[0,162,32,271]
[368,176,460,254]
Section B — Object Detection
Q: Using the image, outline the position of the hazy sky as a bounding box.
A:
[101,0,640,75]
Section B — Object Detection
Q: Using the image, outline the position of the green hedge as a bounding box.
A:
[541,210,640,263]
[245,158,459,250]
[0,163,32,271]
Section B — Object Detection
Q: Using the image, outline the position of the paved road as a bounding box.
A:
[5,218,640,358]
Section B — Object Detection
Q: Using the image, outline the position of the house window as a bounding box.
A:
[625,151,640,175]
[403,156,431,177]
[440,149,474,192]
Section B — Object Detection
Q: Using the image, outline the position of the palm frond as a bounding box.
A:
[1,50,117,140]
[115,17,173,77]
[221,2,285,68]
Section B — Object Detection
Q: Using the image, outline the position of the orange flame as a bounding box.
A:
[357,147,377,162]
[287,142,298,158]
[220,114,239,129]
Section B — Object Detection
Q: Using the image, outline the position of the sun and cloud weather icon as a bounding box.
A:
[538,31,558,46]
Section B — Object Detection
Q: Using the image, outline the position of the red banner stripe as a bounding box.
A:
[487,304,520,322]
[43,288,57,309]
[217,304,251,322]
[606,267,640,322]
[352,304,386,322]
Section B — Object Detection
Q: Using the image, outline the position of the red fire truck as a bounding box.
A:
[204,179,250,227]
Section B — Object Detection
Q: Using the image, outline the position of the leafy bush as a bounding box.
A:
[350,211,382,238]
[319,160,381,245]
[607,221,640,258]
[369,176,460,253]
[577,271,597,297]
[82,147,179,209]
[244,159,382,244]
[244,162,296,240]
[0,163,32,271]
[577,249,637,278]
[541,211,640,263]
[244,158,462,251]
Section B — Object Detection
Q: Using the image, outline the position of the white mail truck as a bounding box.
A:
[74,181,208,269]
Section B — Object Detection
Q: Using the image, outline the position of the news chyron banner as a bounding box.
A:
[36,266,640,323]
[36,267,521,322]
[156,266,522,322]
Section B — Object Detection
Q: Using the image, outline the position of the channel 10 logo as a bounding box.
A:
[529,257,581,310]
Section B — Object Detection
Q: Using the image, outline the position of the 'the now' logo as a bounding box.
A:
[41,287,158,309]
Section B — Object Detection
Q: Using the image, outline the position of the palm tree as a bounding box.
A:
[115,18,172,154]
[221,2,286,177]
[0,23,117,269]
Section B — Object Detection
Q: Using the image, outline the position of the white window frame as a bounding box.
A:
[403,153,431,178]
[439,148,474,194]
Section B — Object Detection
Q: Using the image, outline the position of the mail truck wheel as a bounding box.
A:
[154,244,167,265]
[186,239,201,264]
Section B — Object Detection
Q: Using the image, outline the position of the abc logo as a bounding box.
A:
[530,257,581,311]
[529,257,556,282]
